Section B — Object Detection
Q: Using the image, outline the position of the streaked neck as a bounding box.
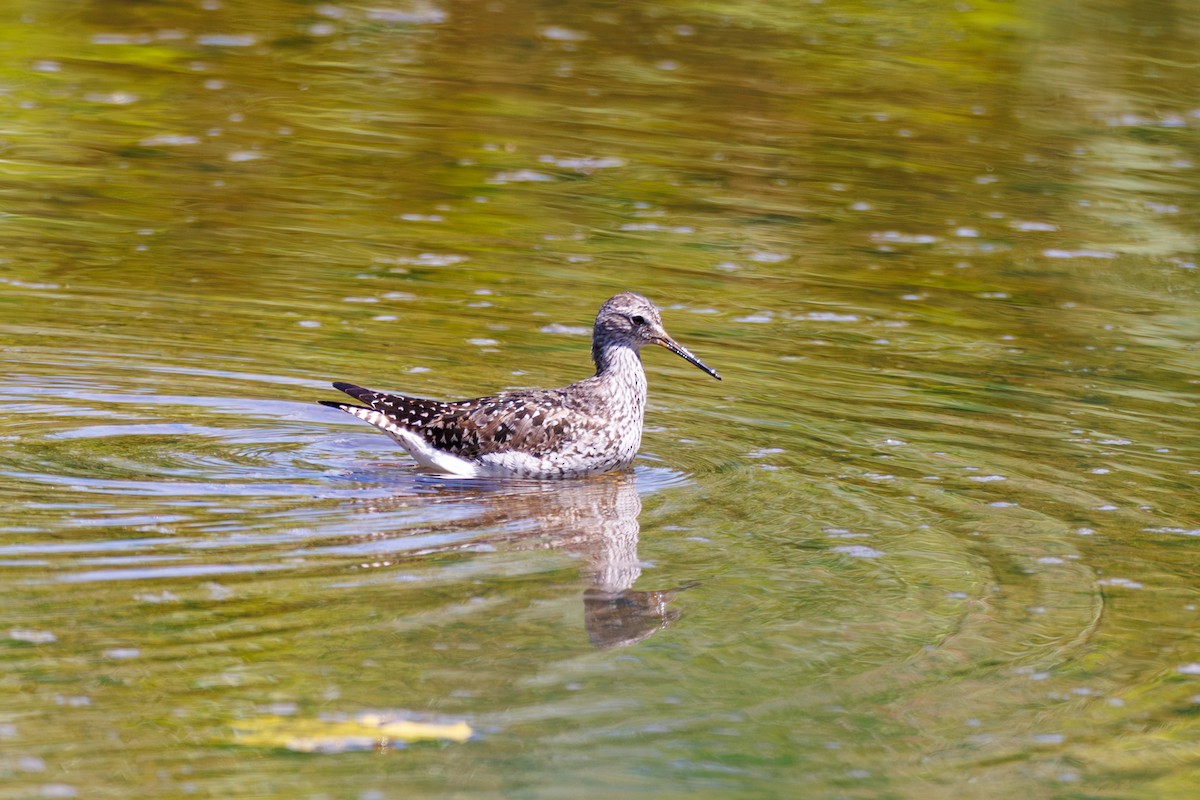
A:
[593,342,646,388]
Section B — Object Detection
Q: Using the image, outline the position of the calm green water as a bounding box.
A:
[2,0,1199,797]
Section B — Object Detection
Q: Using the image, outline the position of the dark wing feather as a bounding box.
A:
[330,382,580,459]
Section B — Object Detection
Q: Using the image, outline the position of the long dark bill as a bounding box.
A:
[657,336,721,380]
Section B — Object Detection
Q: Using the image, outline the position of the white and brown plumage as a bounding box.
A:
[319,292,720,479]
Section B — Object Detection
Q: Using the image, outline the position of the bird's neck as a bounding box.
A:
[591,340,648,461]
[593,342,647,393]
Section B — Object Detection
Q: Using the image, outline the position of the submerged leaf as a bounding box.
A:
[232,713,473,752]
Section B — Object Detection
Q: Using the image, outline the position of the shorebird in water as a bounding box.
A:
[320,292,720,479]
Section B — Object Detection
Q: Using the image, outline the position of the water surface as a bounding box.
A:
[2,1,1199,797]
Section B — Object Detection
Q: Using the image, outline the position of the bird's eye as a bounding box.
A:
[631,315,646,326]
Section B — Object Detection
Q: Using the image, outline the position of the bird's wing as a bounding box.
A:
[329,382,581,459]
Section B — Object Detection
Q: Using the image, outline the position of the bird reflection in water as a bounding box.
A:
[335,471,687,649]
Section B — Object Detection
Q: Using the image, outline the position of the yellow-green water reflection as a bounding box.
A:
[1,0,1198,797]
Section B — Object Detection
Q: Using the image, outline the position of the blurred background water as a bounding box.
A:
[1,0,1198,797]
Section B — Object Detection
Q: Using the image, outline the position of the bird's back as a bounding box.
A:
[329,381,591,460]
